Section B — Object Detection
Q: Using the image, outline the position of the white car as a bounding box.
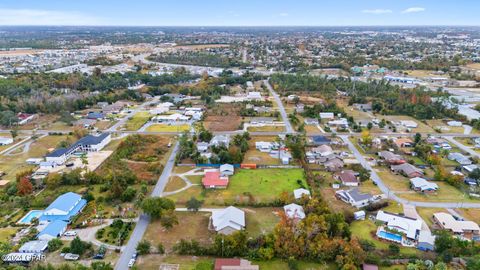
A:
[128,259,136,268]
[64,231,77,237]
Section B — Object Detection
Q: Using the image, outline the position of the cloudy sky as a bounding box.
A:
[0,0,478,26]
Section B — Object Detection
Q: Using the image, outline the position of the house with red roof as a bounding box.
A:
[202,170,229,189]
[214,258,259,270]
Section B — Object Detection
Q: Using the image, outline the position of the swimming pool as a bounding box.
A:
[377,230,402,243]
[18,210,44,224]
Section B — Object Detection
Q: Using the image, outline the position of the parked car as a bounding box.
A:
[128,259,136,268]
[64,231,77,237]
[64,253,80,261]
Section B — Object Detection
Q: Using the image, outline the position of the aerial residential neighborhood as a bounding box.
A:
[1,1,480,270]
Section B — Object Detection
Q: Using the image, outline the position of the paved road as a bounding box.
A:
[114,141,179,270]
[341,135,480,208]
[0,136,31,156]
[264,79,294,134]
[107,96,159,132]
[445,136,480,158]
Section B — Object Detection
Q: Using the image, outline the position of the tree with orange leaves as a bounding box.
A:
[17,176,33,196]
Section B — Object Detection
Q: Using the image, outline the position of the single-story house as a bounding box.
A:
[394,138,414,148]
[463,164,478,174]
[210,206,245,235]
[391,163,424,178]
[0,137,13,145]
[214,258,259,270]
[293,188,311,200]
[220,164,234,176]
[319,112,335,120]
[40,192,87,222]
[448,152,472,165]
[202,170,229,189]
[433,212,480,240]
[86,112,105,120]
[354,210,366,220]
[464,177,478,186]
[19,240,48,253]
[73,118,97,128]
[400,120,418,129]
[210,135,230,148]
[335,170,359,186]
[37,220,68,241]
[378,151,406,165]
[410,177,439,193]
[417,230,436,251]
[45,133,111,165]
[324,158,344,172]
[255,141,276,152]
[283,203,306,220]
[304,118,318,125]
[312,145,333,157]
[197,142,209,153]
[328,118,349,128]
[336,188,377,208]
[376,211,422,240]
[353,103,372,111]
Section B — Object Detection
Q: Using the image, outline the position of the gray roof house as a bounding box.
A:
[448,152,472,165]
[220,164,234,176]
[335,188,378,208]
[324,158,344,172]
[210,206,245,235]
[197,142,209,153]
[19,240,48,253]
[293,188,311,200]
[283,203,306,220]
[210,135,230,148]
[417,230,436,252]
[391,163,424,178]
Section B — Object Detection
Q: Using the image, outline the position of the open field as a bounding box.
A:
[405,70,448,78]
[245,207,280,237]
[243,150,281,165]
[143,212,214,251]
[136,255,214,270]
[359,180,383,195]
[167,168,307,206]
[145,124,190,132]
[380,115,435,133]
[0,227,17,242]
[164,176,187,192]
[123,111,151,131]
[204,103,242,131]
[457,208,480,224]
[350,220,420,256]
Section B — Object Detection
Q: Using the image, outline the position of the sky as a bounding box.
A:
[0,0,478,26]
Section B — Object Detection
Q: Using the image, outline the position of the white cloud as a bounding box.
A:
[279,12,289,17]
[362,9,393,14]
[402,7,426,13]
[0,8,102,25]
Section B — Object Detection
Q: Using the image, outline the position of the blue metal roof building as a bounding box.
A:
[39,192,87,222]
[37,220,68,241]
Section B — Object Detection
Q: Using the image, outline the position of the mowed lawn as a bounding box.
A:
[123,111,151,131]
[145,124,190,132]
[143,212,214,252]
[350,220,420,256]
[166,168,307,206]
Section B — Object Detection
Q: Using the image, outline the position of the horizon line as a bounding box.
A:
[0,24,480,28]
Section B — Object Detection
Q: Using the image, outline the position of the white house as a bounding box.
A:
[0,137,13,145]
[210,135,230,147]
[410,177,439,193]
[319,112,335,120]
[45,133,111,165]
[220,164,234,176]
[19,240,48,253]
[336,188,378,208]
[283,203,306,220]
[376,211,422,240]
[210,206,245,235]
[293,188,311,200]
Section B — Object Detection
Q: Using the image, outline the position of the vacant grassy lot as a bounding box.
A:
[457,208,480,224]
[143,212,214,252]
[382,200,404,214]
[243,150,281,165]
[425,120,464,134]
[397,182,473,203]
[146,124,190,132]
[359,180,383,195]
[123,111,151,131]
[167,168,307,206]
[247,125,285,132]
[256,260,336,270]
[246,207,280,237]
[350,220,420,256]
[0,227,17,242]
[380,115,435,133]
[376,168,411,192]
[136,254,213,270]
[164,176,187,192]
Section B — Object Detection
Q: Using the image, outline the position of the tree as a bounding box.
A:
[70,236,90,255]
[361,130,372,146]
[141,197,175,219]
[414,133,422,144]
[186,197,202,212]
[136,240,151,255]
[160,209,179,229]
[48,238,63,252]
[10,129,18,140]
[467,255,480,270]
[157,243,165,254]
[17,177,33,196]
[388,243,400,255]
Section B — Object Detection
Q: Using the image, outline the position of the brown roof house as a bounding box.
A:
[391,163,424,178]
[335,170,359,187]
[378,151,406,165]
[214,259,259,270]
[324,157,344,172]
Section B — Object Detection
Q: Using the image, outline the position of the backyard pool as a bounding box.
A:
[18,210,43,224]
[377,230,402,243]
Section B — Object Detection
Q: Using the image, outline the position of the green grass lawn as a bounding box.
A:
[166,168,307,206]
[136,254,214,270]
[0,227,18,242]
[397,181,474,203]
[145,124,190,132]
[247,126,285,132]
[246,208,280,237]
[417,208,448,228]
[350,220,420,257]
[124,111,151,131]
[164,176,187,192]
